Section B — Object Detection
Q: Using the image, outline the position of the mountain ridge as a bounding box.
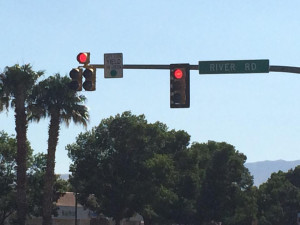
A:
[245,159,300,186]
[59,160,300,187]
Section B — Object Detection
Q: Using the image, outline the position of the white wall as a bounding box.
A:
[56,205,91,219]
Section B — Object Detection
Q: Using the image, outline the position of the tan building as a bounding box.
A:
[26,192,143,225]
[26,192,91,225]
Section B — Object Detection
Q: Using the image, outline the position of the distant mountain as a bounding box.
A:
[59,160,300,188]
[245,160,300,186]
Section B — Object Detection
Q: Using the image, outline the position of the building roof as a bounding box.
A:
[56,192,82,207]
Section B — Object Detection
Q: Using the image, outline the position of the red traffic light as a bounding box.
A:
[174,69,183,79]
[77,52,90,64]
[170,64,190,108]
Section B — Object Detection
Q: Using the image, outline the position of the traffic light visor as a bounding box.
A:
[83,68,94,79]
[69,68,80,79]
[69,68,82,91]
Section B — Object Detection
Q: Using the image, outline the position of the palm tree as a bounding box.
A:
[0,64,43,225]
[28,74,89,225]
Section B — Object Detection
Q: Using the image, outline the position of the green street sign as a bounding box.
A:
[199,59,269,74]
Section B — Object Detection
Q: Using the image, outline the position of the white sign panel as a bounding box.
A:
[104,53,123,78]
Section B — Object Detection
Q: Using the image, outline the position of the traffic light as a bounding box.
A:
[170,64,190,108]
[77,52,90,65]
[69,68,82,91]
[82,67,96,91]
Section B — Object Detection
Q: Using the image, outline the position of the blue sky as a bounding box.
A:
[1,0,300,174]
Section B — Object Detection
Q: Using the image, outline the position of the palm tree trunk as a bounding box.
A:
[42,111,60,225]
[15,92,28,225]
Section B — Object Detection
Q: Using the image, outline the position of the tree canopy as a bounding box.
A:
[0,64,43,225]
[2,62,300,225]
[196,141,256,225]
[257,167,300,225]
[28,73,89,225]
[0,131,69,225]
[0,131,17,225]
[67,112,189,225]
[67,112,256,225]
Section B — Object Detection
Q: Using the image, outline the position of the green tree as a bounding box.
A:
[196,141,255,225]
[67,113,258,225]
[28,74,89,225]
[0,64,43,225]
[286,165,300,188]
[27,153,70,218]
[169,143,205,225]
[257,170,300,225]
[142,153,178,225]
[0,131,69,225]
[0,131,17,225]
[67,112,191,225]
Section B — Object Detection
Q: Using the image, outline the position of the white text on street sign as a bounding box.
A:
[199,59,269,74]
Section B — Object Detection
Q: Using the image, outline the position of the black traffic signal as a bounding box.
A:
[77,52,90,65]
[170,64,190,108]
[83,67,96,91]
[69,68,82,91]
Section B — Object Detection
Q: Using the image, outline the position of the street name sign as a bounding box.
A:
[199,59,269,74]
[104,53,123,78]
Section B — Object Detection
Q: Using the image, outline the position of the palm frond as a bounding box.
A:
[29,74,89,127]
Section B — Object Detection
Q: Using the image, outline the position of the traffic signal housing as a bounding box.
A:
[170,64,190,108]
[83,67,96,91]
[77,52,90,65]
[69,68,82,91]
